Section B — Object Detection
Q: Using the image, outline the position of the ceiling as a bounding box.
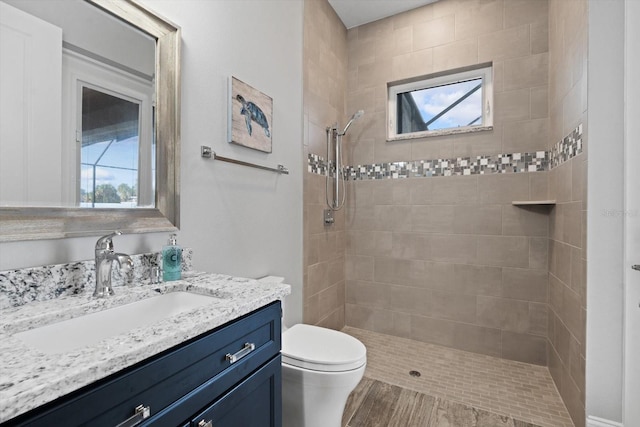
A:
[327,0,439,29]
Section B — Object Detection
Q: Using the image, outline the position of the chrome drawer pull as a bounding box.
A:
[198,420,213,427]
[632,265,640,271]
[115,404,150,427]
[225,342,256,364]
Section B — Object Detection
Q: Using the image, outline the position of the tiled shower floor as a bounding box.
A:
[342,327,574,427]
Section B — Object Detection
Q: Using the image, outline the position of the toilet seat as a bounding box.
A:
[282,324,367,372]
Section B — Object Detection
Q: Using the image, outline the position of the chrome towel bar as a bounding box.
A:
[201,146,289,175]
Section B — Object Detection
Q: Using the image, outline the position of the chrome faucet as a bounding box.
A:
[94,231,134,297]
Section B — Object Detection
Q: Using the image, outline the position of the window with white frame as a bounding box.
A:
[387,63,493,140]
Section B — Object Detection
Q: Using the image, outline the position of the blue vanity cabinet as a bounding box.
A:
[4,301,282,427]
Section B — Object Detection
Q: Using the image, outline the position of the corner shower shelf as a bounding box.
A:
[512,200,556,206]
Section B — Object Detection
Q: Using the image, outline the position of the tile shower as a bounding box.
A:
[303,0,587,426]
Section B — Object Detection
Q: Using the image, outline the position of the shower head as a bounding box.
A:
[339,110,365,136]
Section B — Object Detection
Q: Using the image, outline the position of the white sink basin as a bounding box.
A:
[14,292,219,355]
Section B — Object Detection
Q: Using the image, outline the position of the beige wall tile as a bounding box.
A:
[431,290,477,323]
[429,176,479,205]
[529,302,548,336]
[373,180,412,205]
[562,285,583,343]
[357,61,392,91]
[454,0,504,40]
[453,205,503,235]
[345,254,374,281]
[530,86,549,119]
[413,14,455,50]
[504,0,549,28]
[410,314,456,348]
[477,296,530,332]
[422,261,456,286]
[549,274,564,315]
[374,205,413,232]
[570,246,586,302]
[374,135,412,164]
[429,235,478,263]
[494,89,531,123]
[531,21,549,54]
[504,53,549,92]
[451,127,503,158]
[529,237,549,270]
[551,240,572,285]
[409,179,434,205]
[452,322,502,357]
[391,49,434,81]
[478,174,530,204]
[561,366,586,427]
[502,204,549,237]
[307,262,329,297]
[562,201,582,247]
[502,267,548,303]
[374,257,427,287]
[391,232,432,260]
[477,236,530,268]
[345,303,376,330]
[328,259,344,285]
[451,264,503,296]
[392,4,435,29]
[411,205,455,233]
[410,136,455,160]
[502,331,547,365]
[351,231,393,257]
[502,118,549,153]
[529,172,549,200]
[388,285,432,316]
[571,155,585,203]
[346,280,388,308]
[478,25,530,63]
[433,38,479,72]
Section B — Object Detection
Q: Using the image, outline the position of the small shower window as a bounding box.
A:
[387,63,493,140]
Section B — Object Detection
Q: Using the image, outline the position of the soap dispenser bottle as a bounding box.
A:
[162,233,182,281]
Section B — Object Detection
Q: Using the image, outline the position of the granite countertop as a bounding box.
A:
[0,272,291,422]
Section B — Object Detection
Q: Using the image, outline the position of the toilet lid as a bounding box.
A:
[281,324,367,372]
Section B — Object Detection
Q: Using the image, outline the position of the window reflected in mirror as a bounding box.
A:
[80,87,147,208]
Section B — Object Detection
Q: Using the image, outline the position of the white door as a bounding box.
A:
[0,2,62,206]
[625,0,640,425]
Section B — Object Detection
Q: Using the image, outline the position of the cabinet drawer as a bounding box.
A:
[191,356,281,427]
[8,301,281,427]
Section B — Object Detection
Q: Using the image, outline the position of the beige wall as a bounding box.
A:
[303,0,348,329]
[547,0,588,426]
[344,0,552,365]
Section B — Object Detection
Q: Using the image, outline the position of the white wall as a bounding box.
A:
[586,0,625,423]
[0,0,305,325]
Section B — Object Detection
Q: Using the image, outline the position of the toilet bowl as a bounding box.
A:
[281,324,366,427]
[257,276,367,427]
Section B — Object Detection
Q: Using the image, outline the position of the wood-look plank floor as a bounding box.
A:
[342,378,542,427]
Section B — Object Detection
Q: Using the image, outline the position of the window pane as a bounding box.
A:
[80,87,140,208]
[397,78,483,134]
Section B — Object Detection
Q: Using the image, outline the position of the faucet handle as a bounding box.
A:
[95,231,122,250]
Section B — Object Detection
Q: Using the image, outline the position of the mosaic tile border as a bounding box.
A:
[550,124,583,168]
[308,151,548,180]
[307,125,582,180]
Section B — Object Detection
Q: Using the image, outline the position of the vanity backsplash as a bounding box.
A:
[0,249,193,310]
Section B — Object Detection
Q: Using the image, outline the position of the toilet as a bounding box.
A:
[258,277,367,427]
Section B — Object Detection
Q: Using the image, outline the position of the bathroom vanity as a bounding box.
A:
[0,272,290,426]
